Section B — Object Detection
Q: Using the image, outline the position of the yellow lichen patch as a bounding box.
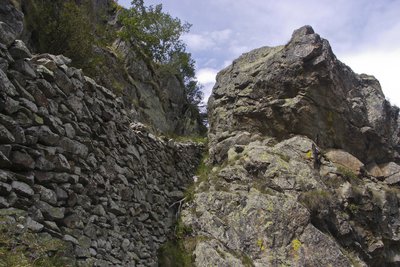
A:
[266,201,274,212]
[264,221,273,230]
[291,239,301,252]
[305,150,312,159]
[257,239,266,251]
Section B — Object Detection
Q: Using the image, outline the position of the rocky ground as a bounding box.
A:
[180,26,400,267]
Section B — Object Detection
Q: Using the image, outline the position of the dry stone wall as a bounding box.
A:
[0,32,203,266]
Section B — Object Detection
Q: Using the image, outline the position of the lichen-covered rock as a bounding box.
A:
[179,26,400,267]
[181,135,400,266]
[208,25,400,165]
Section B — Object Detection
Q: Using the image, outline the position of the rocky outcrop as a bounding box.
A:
[180,26,400,267]
[208,25,400,165]
[0,3,203,266]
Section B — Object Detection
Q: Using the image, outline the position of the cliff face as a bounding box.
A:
[0,2,203,266]
[181,26,400,266]
[19,0,205,136]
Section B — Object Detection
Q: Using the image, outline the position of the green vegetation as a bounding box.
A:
[23,0,115,75]
[322,175,345,189]
[119,0,204,109]
[299,189,333,214]
[184,152,211,202]
[157,239,192,267]
[176,219,193,239]
[337,166,359,183]
[167,135,207,144]
[241,253,254,267]
[0,215,71,267]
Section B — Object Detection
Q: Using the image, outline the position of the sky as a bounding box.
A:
[119,0,400,106]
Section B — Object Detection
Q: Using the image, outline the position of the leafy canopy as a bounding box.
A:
[119,0,204,109]
[119,0,191,63]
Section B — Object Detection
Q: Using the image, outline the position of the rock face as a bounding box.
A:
[208,25,399,165]
[0,2,203,266]
[180,26,400,267]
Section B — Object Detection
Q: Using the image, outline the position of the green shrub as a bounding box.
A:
[337,166,359,184]
[0,216,71,267]
[119,0,204,110]
[299,189,333,213]
[24,0,112,74]
[157,239,192,267]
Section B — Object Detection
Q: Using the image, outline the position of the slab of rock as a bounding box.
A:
[10,150,35,170]
[11,181,34,197]
[26,217,44,232]
[0,123,15,143]
[9,40,31,60]
[36,200,65,220]
[325,149,364,175]
[34,185,57,205]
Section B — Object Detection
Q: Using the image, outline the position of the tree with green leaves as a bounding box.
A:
[119,0,191,63]
[118,0,204,110]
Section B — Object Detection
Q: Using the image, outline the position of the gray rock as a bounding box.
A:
[63,213,84,229]
[19,98,38,113]
[0,196,9,208]
[26,217,44,232]
[10,150,35,170]
[4,96,20,114]
[0,69,17,96]
[55,187,68,201]
[36,200,65,220]
[11,181,34,197]
[93,204,106,216]
[53,154,71,171]
[0,123,15,143]
[75,246,90,258]
[0,182,12,195]
[109,200,126,216]
[64,123,76,139]
[38,125,60,146]
[121,239,130,252]
[36,65,54,81]
[60,137,89,158]
[78,235,92,249]
[9,40,32,60]
[54,69,74,94]
[36,79,56,97]
[325,149,364,175]
[34,185,57,205]
[12,60,36,79]
[63,234,79,245]
[0,149,11,168]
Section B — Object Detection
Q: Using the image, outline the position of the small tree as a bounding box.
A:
[119,0,191,63]
[119,0,204,110]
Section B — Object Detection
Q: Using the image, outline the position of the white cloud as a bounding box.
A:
[182,29,233,52]
[196,68,218,105]
[182,34,215,51]
[197,68,218,84]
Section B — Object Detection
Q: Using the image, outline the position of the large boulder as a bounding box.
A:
[208,25,400,164]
